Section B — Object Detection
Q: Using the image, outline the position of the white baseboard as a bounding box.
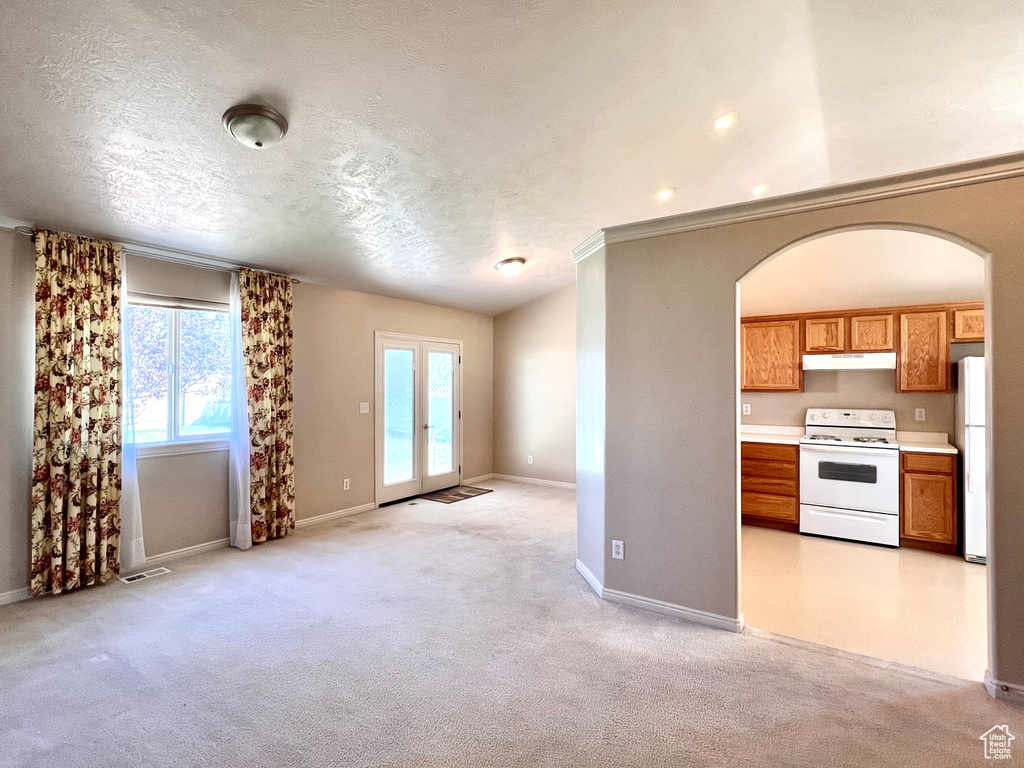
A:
[295,502,377,529]
[143,537,231,569]
[463,473,494,486]
[602,587,744,633]
[0,586,30,607]
[985,670,1024,704]
[575,559,603,597]
[491,474,577,490]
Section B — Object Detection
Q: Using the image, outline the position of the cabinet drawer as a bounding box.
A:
[741,476,797,497]
[742,492,798,522]
[741,458,798,481]
[902,452,955,474]
[741,442,799,463]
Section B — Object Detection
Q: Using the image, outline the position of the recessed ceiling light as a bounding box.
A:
[496,257,526,277]
[655,187,676,201]
[222,104,288,149]
[751,184,768,196]
[714,112,738,132]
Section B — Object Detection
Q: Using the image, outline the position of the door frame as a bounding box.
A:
[374,331,464,505]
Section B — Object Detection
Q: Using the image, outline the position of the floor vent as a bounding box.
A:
[119,567,171,584]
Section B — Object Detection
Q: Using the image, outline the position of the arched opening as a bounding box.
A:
[736,225,990,680]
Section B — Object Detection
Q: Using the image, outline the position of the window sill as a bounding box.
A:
[135,439,231,459]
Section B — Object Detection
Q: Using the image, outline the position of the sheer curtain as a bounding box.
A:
[228,271,252,549]
[120,254,146,573]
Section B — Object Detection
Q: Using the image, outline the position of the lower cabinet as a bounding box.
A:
[900,452,957,553]
[741,442,799,531]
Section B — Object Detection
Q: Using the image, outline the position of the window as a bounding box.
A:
[127,304,232,444]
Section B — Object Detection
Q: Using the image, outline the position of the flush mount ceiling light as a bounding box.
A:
[655,187,676,201]
[713,112,738,132]
[222,104,288,149]
[495,257,526,277]
[751,184,768,196]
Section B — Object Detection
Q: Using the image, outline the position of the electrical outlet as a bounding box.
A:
[611,540,624,560]
[359,402,370,414]
[742,403,751,416]
[915,408,926,421]
[343,478,350,491]
[527,455,533,464]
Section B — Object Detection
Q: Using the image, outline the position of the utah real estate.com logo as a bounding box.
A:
[980,725,1014,760]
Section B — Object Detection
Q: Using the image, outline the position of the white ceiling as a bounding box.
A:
[0,1,1021,315]
[740,229,985,316]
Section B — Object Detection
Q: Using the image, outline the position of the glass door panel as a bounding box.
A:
[384,348,415,485]
[427,351,454,476]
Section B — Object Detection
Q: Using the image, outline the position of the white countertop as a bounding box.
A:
[896,431,958,455]
[741,425,958,454]
[740,425,803,446]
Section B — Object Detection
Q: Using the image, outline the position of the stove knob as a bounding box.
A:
[822,411,832,419]
[882,415,892,423]
[869,413,876,421]
[810,414,818,421]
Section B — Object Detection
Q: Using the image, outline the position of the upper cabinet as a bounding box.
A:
[849,314,894,352]
[953,307,985,342]
[898,311,950,392]
[741,320,802,392]
[804,317,845,353]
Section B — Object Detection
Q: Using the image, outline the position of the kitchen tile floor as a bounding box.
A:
[741,526,988,681]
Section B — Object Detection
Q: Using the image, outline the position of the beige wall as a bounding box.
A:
[493,284,576,484]
[581,169,1024,689]
[292,282,493,518]
[0,228,34,598]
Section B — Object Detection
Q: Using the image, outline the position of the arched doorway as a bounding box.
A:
[736,225,990,680]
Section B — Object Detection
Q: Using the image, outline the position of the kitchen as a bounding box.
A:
[737,228,987,681]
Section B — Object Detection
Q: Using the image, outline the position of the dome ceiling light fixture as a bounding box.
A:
[222,103,288,149]
[495,257,526,277]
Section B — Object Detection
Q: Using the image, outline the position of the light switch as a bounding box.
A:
[359,402,370,414]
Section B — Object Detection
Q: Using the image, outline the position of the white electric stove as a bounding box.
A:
[799,408,900,547]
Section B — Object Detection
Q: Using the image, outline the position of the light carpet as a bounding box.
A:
[0,480,1019,767]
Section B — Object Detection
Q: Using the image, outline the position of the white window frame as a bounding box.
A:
[129,301,232,458]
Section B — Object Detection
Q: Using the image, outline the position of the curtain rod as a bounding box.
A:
[15,226,299,283]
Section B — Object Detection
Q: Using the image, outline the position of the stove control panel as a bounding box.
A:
[805,408,895,428]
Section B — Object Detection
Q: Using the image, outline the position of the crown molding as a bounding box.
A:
[573,230,606,263]
[574,150,1024,252]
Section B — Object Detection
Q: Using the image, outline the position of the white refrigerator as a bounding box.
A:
[955,356,986,564]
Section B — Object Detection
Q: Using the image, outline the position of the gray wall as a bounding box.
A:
[581,172,1024,689]
[575,250,606,585]
[493,284,576,484]
[0,239,494,596]
[0,228,34,598]
[292,282,494,518]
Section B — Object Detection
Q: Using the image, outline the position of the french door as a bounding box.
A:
[375,332,462,504]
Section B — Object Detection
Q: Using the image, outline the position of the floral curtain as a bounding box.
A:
[31,230,123,596]
[239,267,295,542]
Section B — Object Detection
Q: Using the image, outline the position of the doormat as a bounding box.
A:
[419,485,493,504]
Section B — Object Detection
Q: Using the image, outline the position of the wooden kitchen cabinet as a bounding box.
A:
[953,308,985,341]
[850,314,894,351]
[898,311,950,393]
[741,320,802,391]
[900,452,957,553]
[741,442,799,531]
[805,317,846,353]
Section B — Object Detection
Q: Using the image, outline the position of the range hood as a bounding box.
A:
[802,352,897,371]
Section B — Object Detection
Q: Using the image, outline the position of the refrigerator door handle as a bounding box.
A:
[965,430,973,493]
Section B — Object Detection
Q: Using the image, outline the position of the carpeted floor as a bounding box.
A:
[0,480,1019,767]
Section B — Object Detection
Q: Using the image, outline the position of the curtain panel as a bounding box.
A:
[30,230,124,595]
[239,267,296,542]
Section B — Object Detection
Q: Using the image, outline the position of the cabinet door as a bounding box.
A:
[902,471,955,545]
[741,320,802,391]
[805,317,846,353]
[953,308,985,341]
[850,314,894,351]
[898,311,949,392]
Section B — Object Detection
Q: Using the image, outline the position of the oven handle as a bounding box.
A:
[799,444,899,458]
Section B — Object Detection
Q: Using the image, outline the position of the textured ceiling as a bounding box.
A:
[0,1,1022,315]
[740,229,985,316]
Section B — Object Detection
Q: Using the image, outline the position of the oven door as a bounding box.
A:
[799,444,899,515]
